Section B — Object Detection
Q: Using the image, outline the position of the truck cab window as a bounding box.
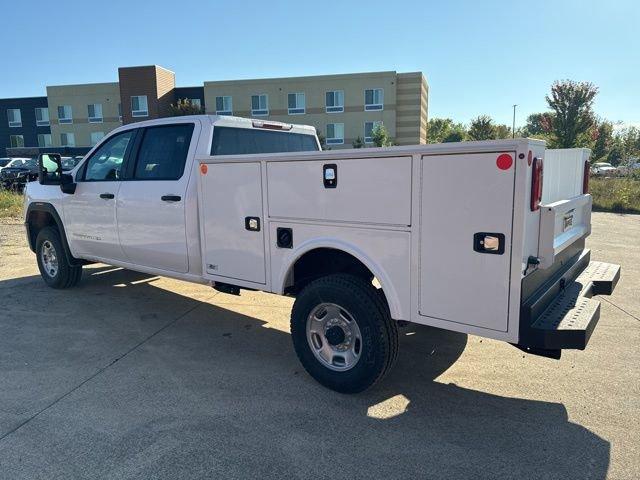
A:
[134,124,194,180]
[210,127,319,156]
[83,130,134,181]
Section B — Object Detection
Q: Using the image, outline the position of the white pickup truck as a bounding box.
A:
[25,115,620,393]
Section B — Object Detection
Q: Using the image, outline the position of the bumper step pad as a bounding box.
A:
[531,282,600,350]
[520,260,620,352]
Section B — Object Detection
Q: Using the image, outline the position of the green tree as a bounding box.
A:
[427,118,467,143]
[546,80,598,148]
[371,124,393,147]
[592,120,614,161]
[352,136,364,148]
[168,98,204,116]
[494,124,512,139]
[467,115,496,141]
[522,112,554,137]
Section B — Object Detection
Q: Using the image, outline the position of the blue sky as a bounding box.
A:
[1,0,638,128]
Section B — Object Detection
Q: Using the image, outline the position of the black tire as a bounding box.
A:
[36,226,82,289]
[291,274,398,393]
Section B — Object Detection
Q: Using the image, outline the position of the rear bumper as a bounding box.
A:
[516,249,620,356]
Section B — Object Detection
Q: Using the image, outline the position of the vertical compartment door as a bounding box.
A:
[201,162,266,284]
[419,152,516,332]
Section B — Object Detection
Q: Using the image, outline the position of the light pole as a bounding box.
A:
[512,104,517,138]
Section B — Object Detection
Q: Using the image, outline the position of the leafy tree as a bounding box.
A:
[352,136,364,148]
[494,124,512,139]
[592,120,614,161]
[168,98,204,116]
[371,124,393,147]
[523,113,554,137]
[546,80,598,148]
[427,118,466,143]
[467,115,496,141]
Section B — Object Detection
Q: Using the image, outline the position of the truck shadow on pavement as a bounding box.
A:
[0,266,610,480]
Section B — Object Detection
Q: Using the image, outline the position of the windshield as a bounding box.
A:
[7,159,25,168]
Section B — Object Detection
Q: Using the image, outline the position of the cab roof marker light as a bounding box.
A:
[252,120,293,131]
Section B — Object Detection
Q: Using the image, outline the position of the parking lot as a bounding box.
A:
[0,212,638,479]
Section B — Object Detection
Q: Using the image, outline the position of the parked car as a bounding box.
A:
[61,156,82,171]
[0,157,32,174]
[1,158,38,191]
[24,115,619,393]
[591,162,617,176]
[0,158,12,169]
[617,162,640,175]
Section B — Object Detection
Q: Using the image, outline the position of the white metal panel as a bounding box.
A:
[542,148,589,204]
[269,221,411,321]
[267,156,412,226]
[419,152,516,332]
[201,162,266,284]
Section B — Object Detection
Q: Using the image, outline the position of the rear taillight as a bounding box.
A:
[583,160,589,194]
[530,157,544,211]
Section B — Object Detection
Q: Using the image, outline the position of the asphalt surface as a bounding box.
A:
[0,212,638,479]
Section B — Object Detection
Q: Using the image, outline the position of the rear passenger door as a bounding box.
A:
[116,122,198,273]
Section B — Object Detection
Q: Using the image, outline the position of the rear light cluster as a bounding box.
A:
[583,159,590,194]
[530,157,544,211]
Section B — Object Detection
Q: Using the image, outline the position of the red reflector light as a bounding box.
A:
[530,157,544,211]
[583,160,589,194]
[252,120,293,131]
[496,153,513,170]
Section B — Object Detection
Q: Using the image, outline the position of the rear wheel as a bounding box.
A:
[291,274,398,393]
[36,226,82,289]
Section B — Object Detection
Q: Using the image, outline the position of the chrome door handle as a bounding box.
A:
[100,193,114,199]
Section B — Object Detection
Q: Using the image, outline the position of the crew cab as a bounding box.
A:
[24,115,620,393]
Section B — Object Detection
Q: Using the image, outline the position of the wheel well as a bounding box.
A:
[26,210,57,252]
[285,247,387,299]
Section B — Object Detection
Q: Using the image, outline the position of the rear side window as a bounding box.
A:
[134,124,194,180]
[210,127,319,156]
[83,130,134,181]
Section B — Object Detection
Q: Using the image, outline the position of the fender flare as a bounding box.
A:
[277,237,404,320]
[25,202,81,266]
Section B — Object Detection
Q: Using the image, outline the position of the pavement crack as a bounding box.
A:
[0,299,209,443]
[600,297,640,323]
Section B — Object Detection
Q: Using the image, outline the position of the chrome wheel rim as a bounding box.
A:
[306,303,362,371]
[41,240,58,278]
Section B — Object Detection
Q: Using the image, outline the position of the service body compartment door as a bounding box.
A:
[200,162,266,284]
[419,152,515,332]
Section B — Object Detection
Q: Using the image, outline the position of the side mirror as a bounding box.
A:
[38,153,62,185]
[38,153,76,194]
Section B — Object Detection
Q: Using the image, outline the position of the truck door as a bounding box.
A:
[63,130,135,261]
[199,162,266,285]
[116,122,197,273]
[419,152,515,332]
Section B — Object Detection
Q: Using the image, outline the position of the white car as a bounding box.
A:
[23,115,620,393]
[0,157,31,174]
[591,162,617,176]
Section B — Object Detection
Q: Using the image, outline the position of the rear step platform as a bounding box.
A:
[517,260,620,356]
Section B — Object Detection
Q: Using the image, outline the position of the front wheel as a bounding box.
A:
[291,274,398,393]
[36,226,82,289]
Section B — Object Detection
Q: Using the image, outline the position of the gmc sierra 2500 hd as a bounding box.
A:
[24,115,620,393]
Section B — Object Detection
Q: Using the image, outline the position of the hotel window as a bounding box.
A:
[60,133,75,147]
[35,107,50,126]
[364,88,384,111]
[88,103,103,123]
[90,131,105,146]
[190,98,202,109]
[37,133,52,148]
[251,94,268,116]
[364,121,383,143]
[326,123,344,145]
[325,90,344,113]
[7,109,22,127]
[9,135,24,148]
[131,95,149,117]
[58,105,73,124]
[215,96,233,115]
[288,93,305,115]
